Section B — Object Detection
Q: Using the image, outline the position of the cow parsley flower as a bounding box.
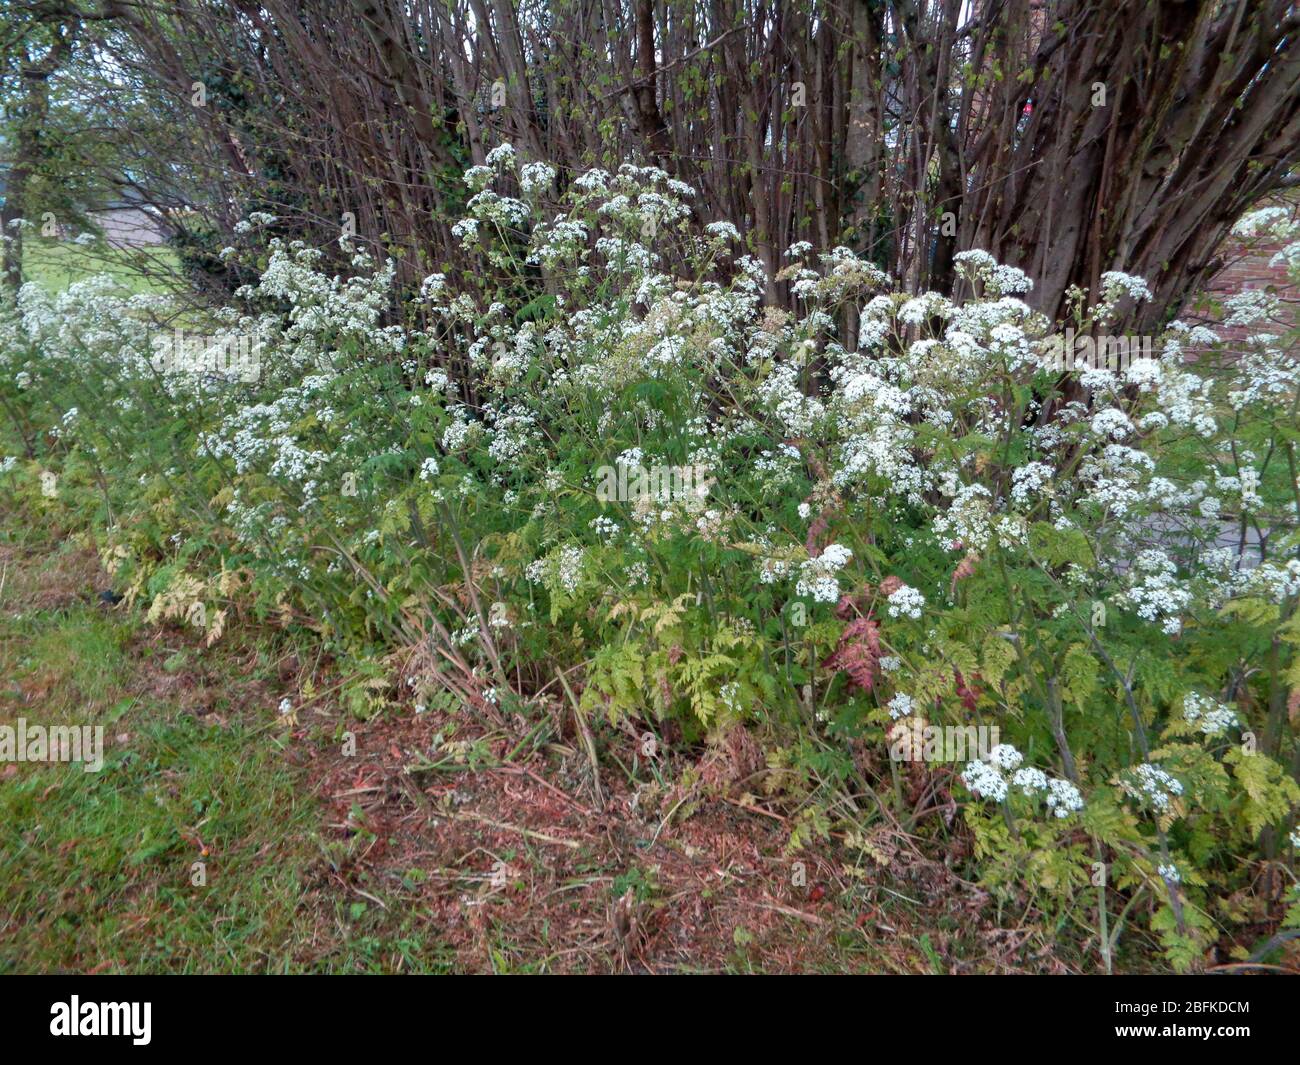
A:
[1118,550,1190,634]
[464,165,493,190]
[1232,206,1296,239]
[961,759,1008,802]
[886,584,926,619]
[1182,692,1239,737]
[1091,408,1133,440]
[1045,778,1084,817]
[988,743,1023,771]
[484,142,516,170]
[795,543,852,603]
[1011,767,1048,795]
[1123,763,1184,812]
[519,161,556,194]
[1246,559,1300,602]
[886,692,914,719]
[1099,271,1152,303]
[1010,462,1053,507]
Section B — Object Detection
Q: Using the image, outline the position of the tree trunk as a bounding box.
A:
[2,31,70,294]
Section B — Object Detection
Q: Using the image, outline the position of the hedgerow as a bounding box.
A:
[3,154,1299,971]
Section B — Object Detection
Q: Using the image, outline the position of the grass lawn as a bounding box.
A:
[0,501,460,973]
[21,239,181,296]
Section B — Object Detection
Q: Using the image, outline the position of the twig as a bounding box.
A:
[748,894,826,926]
[444,810,581,849]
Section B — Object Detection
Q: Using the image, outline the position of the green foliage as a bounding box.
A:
[2,162,1298,976]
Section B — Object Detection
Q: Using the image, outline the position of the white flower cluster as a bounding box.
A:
[961,744,1083,818]
[1117,550,1191,635]
[1122,763,1184,813]
[1231,206,1298,241]
[1010,766,1047,794]
[1223,290,1280,327]
[1043,777,1086,817]
[1181,692,1239,737]
[795,542,852,603]
[886,692,914,720]
[886,584,926,619]
[961,759,1008,802]
[954,250,1033,295]
[1244,558,1300,603]
[525,544,585,595]
[1098,270,1153,307]
[1010,462,1053,507]
[988,743,1022,770]
[519,161,556,194]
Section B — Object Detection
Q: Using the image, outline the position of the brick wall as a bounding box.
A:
[1195,195,1298,354]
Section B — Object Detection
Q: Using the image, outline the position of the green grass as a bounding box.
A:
[21,239,179,295]
[0,510,456,973]
[0,579,314,971]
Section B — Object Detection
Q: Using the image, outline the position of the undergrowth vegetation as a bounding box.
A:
[4,153,1300,971]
